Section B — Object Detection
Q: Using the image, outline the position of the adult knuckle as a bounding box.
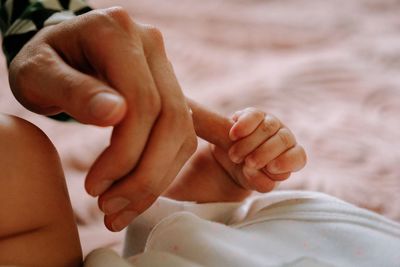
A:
[86,8,134,38]
[151,91,163,108]
[146,26,164,46]
[10,47,55,106]
[103,6,130,23]
[143,91,162,117]
[11,61,31,100]
[160,102,184,123]
[141,25,165,54]
[161,104,197,154]
[85,9,113,27]
[79,12,116,44]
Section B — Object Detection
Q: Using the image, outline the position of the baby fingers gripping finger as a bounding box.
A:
[244,127,296,169]
[229,114,282,164]
[229,108,266,141]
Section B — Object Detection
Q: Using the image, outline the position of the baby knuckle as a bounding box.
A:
[139,181,161,198]
[242,107,264,118]
[253,110,266,120]
[257,180,276,193]
[271,160,284,172]
[277,129,293,148]
[229,145,239,158]
[281,173,291,180]
[260,117,279,135]
[243,107,257,113]
[246,155,260,167]
[270,172,290,181]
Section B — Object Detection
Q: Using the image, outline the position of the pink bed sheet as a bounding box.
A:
[0,0,399,255]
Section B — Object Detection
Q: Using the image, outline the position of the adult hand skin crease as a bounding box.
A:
[8,6,198,232]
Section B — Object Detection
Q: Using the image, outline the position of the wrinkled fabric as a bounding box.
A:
[84,191,400,267]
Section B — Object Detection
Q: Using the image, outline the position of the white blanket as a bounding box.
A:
[84,191,400,267]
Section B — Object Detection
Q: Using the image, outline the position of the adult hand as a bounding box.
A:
[9,7,197,231]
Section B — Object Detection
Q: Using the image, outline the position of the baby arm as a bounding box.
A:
[0,115,81,267]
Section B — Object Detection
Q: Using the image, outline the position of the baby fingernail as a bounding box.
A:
[112,211,138,232]
[90,180,114,197]
[103,197,130,215]
[229,150,241,163]
[243,166,259,179]
[267,163,279,174]
[245,158,257,168]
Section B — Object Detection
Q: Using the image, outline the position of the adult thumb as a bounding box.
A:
[84,91,127,126]
[16,57,127,127]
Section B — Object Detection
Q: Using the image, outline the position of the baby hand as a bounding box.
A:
[221,108,306,192]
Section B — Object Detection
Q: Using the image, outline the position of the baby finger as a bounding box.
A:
[265,145,307,174]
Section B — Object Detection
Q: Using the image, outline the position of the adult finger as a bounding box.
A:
[98,23,197,230]
[101,140,195,231]
[9,43,127,126]
[83,8,164,196]
[188,98,233,150]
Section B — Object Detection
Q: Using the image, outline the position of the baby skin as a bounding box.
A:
[0,102,305,267]
[165,101,307,202]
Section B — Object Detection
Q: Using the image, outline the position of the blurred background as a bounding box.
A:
[0,0,399,255]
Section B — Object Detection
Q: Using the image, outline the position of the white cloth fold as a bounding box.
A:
[84,191,400,267]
